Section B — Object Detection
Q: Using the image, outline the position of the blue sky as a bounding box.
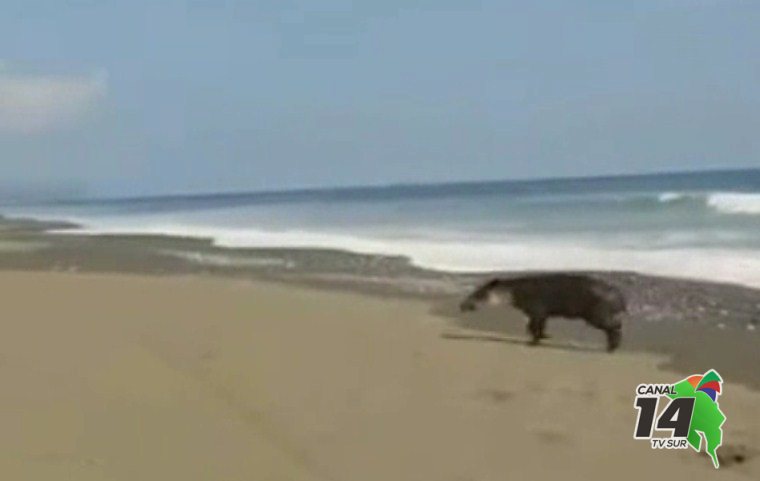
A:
[1,0,758,197]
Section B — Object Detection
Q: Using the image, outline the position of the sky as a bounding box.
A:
[0,0,758,197]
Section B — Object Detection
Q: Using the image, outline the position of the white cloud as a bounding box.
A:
[0,67,107,134]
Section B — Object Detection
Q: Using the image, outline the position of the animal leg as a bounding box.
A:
[588,310,622,353]
[538,319,551,339]
[527,315,547,345]
[605,327,622,352]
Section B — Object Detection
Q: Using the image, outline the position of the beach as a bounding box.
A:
[3,1,759,477]
[1,209,760,479]
[0,270,758,480]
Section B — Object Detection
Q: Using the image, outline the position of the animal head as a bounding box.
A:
[460,281,509,312]
[459,293,483,312]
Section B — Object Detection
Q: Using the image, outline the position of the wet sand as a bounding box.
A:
[0,271,758,480]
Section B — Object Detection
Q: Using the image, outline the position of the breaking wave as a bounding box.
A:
[652,191,760,216]
[657,191,690,203]
[706,192,760,215]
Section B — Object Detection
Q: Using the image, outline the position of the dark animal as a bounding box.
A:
[460,274,627,352]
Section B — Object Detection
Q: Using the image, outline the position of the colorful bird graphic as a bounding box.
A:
[686,370,722,402]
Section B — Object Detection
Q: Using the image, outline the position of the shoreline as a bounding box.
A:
[6,206,760,289]
[2,215,760,313]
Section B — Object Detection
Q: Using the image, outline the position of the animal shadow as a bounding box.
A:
[440,331,602,353]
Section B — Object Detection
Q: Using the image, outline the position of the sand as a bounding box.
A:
[0,271,757,480]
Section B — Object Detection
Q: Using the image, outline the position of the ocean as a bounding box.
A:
[5,168,760,288]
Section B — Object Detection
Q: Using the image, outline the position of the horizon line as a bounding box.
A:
[58,165,760,205]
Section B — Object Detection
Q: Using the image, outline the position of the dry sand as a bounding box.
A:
[0,271,757,480]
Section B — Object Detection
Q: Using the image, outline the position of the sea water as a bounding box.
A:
[4,169,760,288]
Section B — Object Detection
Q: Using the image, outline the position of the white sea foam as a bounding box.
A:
[160,249,296,269]
[654,191,760,215]
[51,220,760,289]
[657,191,687,203]
[706,192,760,215]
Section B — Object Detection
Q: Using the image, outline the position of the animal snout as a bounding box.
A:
[460,300,477,312]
